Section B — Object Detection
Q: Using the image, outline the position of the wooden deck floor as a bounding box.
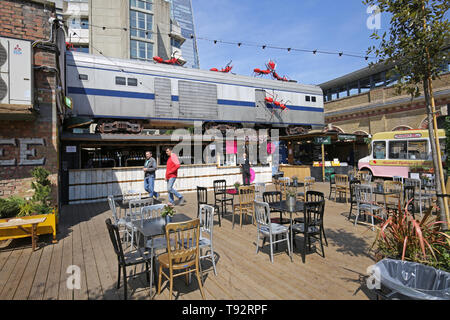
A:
[0,183,379,300]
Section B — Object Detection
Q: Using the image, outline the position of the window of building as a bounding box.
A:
[115,77,126,85]
[79,74,88,81]
[130,9,153,40]
[305,95,311,102]
[389,141,407,159]
[69,17,89,30]
[127,78,138,86]
[130,0,152,11]
[311,96,316,102]
[373,141,386,159]
[130,40,153,61]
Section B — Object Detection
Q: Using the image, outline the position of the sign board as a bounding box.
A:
[394,133,422,139]
[338,134,356,141]
[66,146,76,153]
[314,136,331,145]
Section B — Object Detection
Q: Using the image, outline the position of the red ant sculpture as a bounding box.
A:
[264,90,289,118]
[153,52,184,66]
[254,60,290,82]
[210,61,233,73]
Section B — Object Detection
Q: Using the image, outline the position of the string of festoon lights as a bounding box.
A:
[69,21,375,61]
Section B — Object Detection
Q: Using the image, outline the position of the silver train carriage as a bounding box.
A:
[66,51,324,134]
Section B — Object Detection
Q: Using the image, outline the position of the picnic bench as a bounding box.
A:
[0,212,57,251]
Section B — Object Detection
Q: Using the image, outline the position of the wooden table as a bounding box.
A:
[0,217,47,251]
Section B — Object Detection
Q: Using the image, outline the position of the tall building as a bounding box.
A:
[168,0,199,68]
[52,0,185,62]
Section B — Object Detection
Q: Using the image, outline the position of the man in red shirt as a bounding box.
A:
[165,147,185,205]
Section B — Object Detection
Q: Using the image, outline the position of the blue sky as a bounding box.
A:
[191,0,389,85]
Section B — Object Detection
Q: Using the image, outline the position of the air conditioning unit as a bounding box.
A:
[0,37,32,106]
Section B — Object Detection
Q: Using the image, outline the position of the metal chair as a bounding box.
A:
[354,184,384,231]
[403,185,415,218]
[298,176,315,200]
[139,204,169,297]
[348,180,361,220]
[105,218,151,300]
[404,178,432,216]
[198,204,217,276]
[383,180,403,213]
[328,174,336,200]
[393,176,404,184]
[213,180,234,220]
[291,201,326,263]
[108,195,132,243]
[254,200,292,263]
[128,198,154,249]
[359,171,372,184]
[235,185,255,228]
[157,218,205,300]
[197,186,221,227]
[255,182,265,202]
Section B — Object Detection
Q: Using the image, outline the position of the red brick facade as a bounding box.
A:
[0,0,60,204]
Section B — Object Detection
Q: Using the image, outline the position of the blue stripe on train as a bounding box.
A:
[67,87,323,113]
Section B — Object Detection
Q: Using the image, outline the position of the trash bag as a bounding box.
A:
[372,258,450,300]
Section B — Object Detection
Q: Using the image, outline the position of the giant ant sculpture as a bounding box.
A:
[210,60,233,73]
[254,60,290,82]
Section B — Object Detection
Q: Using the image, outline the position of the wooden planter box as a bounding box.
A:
[0,209,58,244]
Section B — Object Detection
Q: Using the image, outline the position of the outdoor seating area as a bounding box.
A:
[0,181,381,300]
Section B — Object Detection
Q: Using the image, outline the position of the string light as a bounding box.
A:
[66,21,376,60]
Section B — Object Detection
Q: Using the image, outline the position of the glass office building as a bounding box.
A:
[168,0,200,69]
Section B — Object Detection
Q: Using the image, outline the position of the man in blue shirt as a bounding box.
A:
[143,151,159,199]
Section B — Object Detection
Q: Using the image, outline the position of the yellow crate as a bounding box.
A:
[0,208,57,244]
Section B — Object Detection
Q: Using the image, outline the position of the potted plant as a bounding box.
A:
[161,203,176,224]
[370,201,450,272]
[292,176,298,187]
[234,182,241,191]
[0,167,58,245]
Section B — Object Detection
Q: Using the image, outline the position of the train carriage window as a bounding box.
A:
[79,74,88,81]
[305,96,311,102]
[311,96,317,102]
[127,78,138,86]
[115,77,126,85]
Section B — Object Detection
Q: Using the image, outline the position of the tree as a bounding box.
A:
[363,0,449,228]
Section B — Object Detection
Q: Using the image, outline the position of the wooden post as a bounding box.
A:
[322,143,325,182]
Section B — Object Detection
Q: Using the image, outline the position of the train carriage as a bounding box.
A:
[65,51,324,134]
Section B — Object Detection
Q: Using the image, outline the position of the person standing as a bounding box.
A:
[241,152,251,185]
[165,147,185,205]
[143,151,159,200]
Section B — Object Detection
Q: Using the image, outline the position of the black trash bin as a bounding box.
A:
[371,259,450,300]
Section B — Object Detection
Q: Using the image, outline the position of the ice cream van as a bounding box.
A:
[358,129,446,180]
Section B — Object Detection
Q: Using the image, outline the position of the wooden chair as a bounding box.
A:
[235,185,255,228]
[157,219,205,300]
[335,174,350,203]
[383,180,403,213]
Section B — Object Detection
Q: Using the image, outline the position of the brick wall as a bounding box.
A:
[324,72,450,134]
[0,0,59,204]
